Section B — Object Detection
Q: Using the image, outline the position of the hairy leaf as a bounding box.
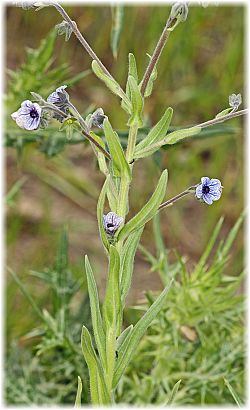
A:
[103,118,131,179]
[113,278,174,387]
[135,107,173,152]
[117,169,168,241]
[84,256,106,367]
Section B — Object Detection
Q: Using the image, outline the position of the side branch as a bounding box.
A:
[196,109,248,129]
[140,16,172,96]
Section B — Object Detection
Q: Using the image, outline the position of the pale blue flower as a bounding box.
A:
[229,93,242,110]
[91,108,105,129]
[11,100,41,130]
[47,85,69,122]
[103,212,124,236]
[47,85,69,106]
[195,177,222,205]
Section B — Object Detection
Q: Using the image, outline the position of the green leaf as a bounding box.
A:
[103,245,121,329]
[106,176,119,212]
[121,53,138,113]
[135,107,173,153]
[219,212,244,260]
[113,278,174,387]
[134,126,202,159]
[103,118,131,179]
[116,325,133,352]
[224,378,243,407]
[110,5,124,59]
[165,126,202,144]
[89,131,108,175]
[120,228,143,304]
[92,60,131,109]
[143,53,158,98]
[192,217,224,280]
[5,176,27,207]
[74,376,82,407]
[128,53,138,82]
[127,75,144,128]
[84,255,106,367]
[215,107,233,118]
[81,326,111,405]
[102,245,121,388]
[166,379,182,405]
[97,177,110,253]
[117,169,168,241]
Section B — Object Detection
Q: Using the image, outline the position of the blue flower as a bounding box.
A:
[91,108,105,129]
[47,85,69,106]
[11,100,42,130]
[47,85,69,122]
[195,177,222,205]
[229,93,242,110]
[103,212,124,236]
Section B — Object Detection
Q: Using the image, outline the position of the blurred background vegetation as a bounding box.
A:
[5,3,245,405]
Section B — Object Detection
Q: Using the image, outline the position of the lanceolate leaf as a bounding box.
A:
[120,228,143,304]
[92,60,131,109]
[165,126,202,145]
[121,53,139,113]
[97,177,110,252]
[81,326,111,404]
[135,107,173,152]
[142,53,158,98]
[89,131,108,175]
[117,170,168,241]
[74,376,82,407]
[103,118,131,179]
[166,379,182,405]
[215,107,233,118]
[128,53,138,83]
[116,325,133,352]
[102,245,121,389]
[103,245,121,329]
[134,126,202,159]
[84,256,106,367]
[127,75,144,128]
[110,5,124,59]
[113,278,174,387]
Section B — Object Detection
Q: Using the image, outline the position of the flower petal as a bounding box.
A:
[201,176,210,186]
[203,193,213,205]
[209,178,221,188]
[195,184,203,199]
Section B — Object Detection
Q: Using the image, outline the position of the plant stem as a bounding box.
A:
[158,186,197,210]
[140,15,173,96]
[116,125,138,221]
[68,101,111,160]
[48,1,128,102]
[196,108,248,128]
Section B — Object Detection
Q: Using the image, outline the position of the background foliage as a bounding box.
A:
[5,3,244,405]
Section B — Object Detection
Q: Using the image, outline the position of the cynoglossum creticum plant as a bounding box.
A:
[11,1,246,405]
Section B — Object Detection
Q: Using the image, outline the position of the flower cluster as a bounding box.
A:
[11,85,70,130]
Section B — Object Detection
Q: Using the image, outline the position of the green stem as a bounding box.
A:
[114,124,139,335]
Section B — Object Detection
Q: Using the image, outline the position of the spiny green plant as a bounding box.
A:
[117,214,245,405]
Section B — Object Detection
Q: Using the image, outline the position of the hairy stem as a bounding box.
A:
[48,1,128,102]
[158,186,197,210]
[140,14,173,96]
[68,101,111,160]
[196,108,248,129]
